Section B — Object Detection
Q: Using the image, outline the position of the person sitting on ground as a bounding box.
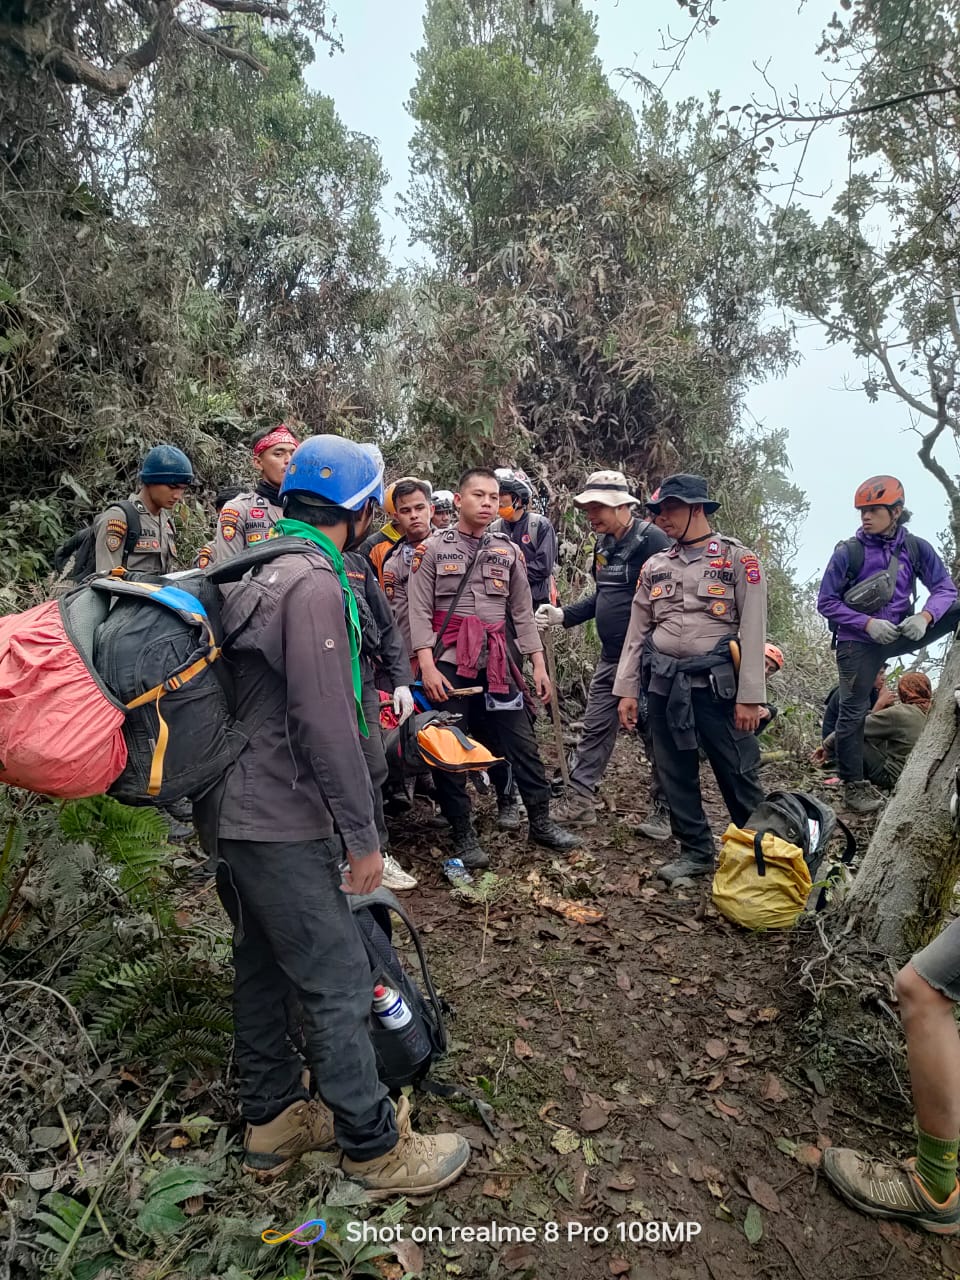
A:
[824,915,960,1234]
[816,474,958,814]
[814,672,932,790]
[755,642,784,734]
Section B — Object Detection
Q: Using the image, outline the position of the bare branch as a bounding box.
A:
[757,80,960,127]
[203,0,289,18]
[0,6,174,97]
[176,21,269,74]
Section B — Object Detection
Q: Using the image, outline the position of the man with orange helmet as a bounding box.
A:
[357,478,407,577]
[817,475,958,813]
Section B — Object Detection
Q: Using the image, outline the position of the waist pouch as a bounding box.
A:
[842,553,901,615]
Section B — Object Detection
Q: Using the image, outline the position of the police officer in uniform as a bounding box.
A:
[210,424,299,562]
[408,467,579,866]
[614,474,767,885]
[94,444,193,574]
[490,467,558,606]
[378,478,436,661]
[536,470,671,827]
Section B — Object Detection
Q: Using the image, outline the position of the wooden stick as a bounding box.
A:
[543,630,570,787]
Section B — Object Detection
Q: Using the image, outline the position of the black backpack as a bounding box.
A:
[348,888,448,1090]
[54,500,142,582]
[744,789,857,908]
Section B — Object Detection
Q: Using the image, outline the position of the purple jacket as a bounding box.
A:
[817,526,957,643]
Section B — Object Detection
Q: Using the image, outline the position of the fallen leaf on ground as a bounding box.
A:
[775,1136,798,1157]
[705,1072,725,1092]
[169,1134,190,1149]
[747,1176,781,1213]
[616,970,632,992]
[608,1259,630,1276]
[795,1144,822,1168]
[658,1110,681,1130]
[514,1038,534,1059]
[535,893,605,925]
[705,1038,727,1060]
[501,1244,538,1272]
[394,1239,424,1277]
[563,1066,577,1084]
[743,1203,763,1244]
[580,1102,609,1133]
[762,1074,787,1103]
[755,1007,780,1022]
[714,1098,742,1120]
[551,1127,580,1154]
[726,1008,750,1023]
[607,1174,636,1191]
[538,1100,559,1121]
[482,1176,513,1201]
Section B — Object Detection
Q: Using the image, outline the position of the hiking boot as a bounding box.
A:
[656,856,713,886]
[842,780,885,815]
[497,796,521,831]
[823,1149,960,1235]
[242,1099,336,1180]
[341,1095,470,1199]
[450,817,490,869]
[381,853,418,892]
[527,801,580,851]
[550,786,597,827]
[635,801,671,841]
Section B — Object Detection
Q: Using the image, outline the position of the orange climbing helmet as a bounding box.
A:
[764,643,785,671]
[854,475,904,509]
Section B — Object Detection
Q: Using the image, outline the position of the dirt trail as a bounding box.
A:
[386,744,951,1280]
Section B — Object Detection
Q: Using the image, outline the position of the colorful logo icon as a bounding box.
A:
[262,1218,327,1246]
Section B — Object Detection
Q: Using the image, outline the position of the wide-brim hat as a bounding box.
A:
[646,472,719,515]
[573,470,639,508]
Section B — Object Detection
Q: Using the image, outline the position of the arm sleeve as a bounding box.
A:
[916,538,958,622]
[408,542,440,656]
[612,573,654,699]
[508,546,543,654]
[281,572,380,856]
[733,553,768,704]
[817,547,872,636]
[862,706,896,741]
[562,591,598,628]
[210,503,247,564]
[93,505,128,573]
[363,562,410,689]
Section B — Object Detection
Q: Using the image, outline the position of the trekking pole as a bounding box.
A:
[543,629,570,788]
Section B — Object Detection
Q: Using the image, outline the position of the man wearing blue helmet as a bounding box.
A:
[202,434,469,1194]
[93,444,194,574]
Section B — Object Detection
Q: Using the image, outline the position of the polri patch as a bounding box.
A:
[709,601,728,616]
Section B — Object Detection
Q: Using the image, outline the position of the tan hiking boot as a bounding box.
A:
[242,1098,336,1180]
[823,1149,960,1235]
[341,1095,470,1199]
[551,786,597,827]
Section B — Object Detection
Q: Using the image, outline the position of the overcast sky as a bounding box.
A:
[305,1,953,584]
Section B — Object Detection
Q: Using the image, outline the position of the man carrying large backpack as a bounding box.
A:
[93,445,194,575]
[535,470,671,828]
[817,475,958,814]
[209,424,299,562]
[198,435,469,1192]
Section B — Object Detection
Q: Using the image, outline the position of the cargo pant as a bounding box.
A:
[216,836,397,1162]
[568,655,664,805]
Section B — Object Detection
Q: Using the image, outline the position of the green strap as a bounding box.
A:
[272,518,367,737]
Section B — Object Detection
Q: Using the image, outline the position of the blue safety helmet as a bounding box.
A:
[280,435,385,511]
[140,445,194,485]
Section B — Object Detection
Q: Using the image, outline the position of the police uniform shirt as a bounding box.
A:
[380,538,419,658]
[489,511,558,604]
[94,496,177,575]
[210,490,282,562]
[613,534,767,704]
[407,527,543,665]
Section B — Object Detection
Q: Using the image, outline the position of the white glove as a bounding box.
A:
[392,686,415,725]
[866,618,900,645]
[535,604,564,628]
[899,613,929,642]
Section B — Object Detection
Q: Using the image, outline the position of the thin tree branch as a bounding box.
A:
[755,81,960,128]
[204,0,289,17]
[175,21,269,74]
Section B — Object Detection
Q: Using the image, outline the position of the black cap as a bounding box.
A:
[645,473,720,515]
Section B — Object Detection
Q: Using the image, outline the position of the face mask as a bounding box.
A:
[499,500,520,521]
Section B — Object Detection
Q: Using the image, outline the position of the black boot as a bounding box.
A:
[449,817,490,868]
[527,801,580,851]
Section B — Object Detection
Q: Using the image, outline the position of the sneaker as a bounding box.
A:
[242,1099,336,1180]
[550,787,597,827]
[497,797,521,831]
[381,854,418,892]
[635,801,671,841]
[842,780,885,815]
[341,1095,470,1199]
[656,857,713,885]
[823,1149,960,1235]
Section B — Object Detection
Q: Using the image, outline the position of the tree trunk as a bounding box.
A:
[844,635,960,959]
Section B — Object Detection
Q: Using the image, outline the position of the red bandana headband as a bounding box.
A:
[253,425,299,457]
